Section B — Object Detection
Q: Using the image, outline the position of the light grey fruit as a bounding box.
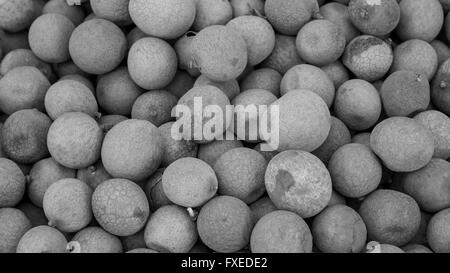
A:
[101,119,163,181]
[69,19,126,74]
[192,25,248,82]
[129,0,196,39]
[343,35,393,82]
[427,208,450,253]
[90,0,131,25]
[77,161,112,190]
[47,112,103,169]
[197,196,252,253]
[320,2,360,43]
[16,225,68,253]
[370,117,435,172]
[158,122,198,167]
[45,80,98,120]
[296,19,346,67]
[92,178,150,236]
[96,67,144,116]
[197,138,244,167]
[280,64,335,107]
[128,37,178,90]
[230,0,264,17]
[28,13,75,63]
[414,110,450,159]
[321,61,350,89]
[162,157,218,208]
[240,68,282,97]
[28,157,76,208]
[0,0,35,32]
[391,39,438,81]
[144,205,197,253]
[265,150,332,218]
[71,226,123,253]
[0,66,50,115]
[0,49,52,78]
[1,109,51,164]
[260,34,303,75]
[59,74,94,93]
[0,208,31,253]
[43,0,85,26]
[227,16,275,66]
[0,158,26,207]
[251,210,313,253]
[193,0,233,32]
[131,90,178,127]
[194,74,240,101]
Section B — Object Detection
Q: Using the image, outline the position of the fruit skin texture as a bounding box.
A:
[328,144,382,199]
[312,116,351,165]
[414,110,450,159]
[427,208,450,253]
[240,68,282,97]
[260,34,303,75]
[0,158,26,207]
[391,39,438,81]
[213,148,268,204]
[230,0,264,17]
[16,202,48,227]
[144,205,197,253]
[101,119,163,181]
[343,35,393,82]
[1,109,51,164]
[226,16,275,66]
[0,0,35,32]
[431,59,450,116]
[370,117,434,172]
[128,37,178,90]
[264,0,318,36]
[320,2,360,43]
[296,19,346,67]
[131,91,178,127]
[380,71,430,118]
[396,0,444,42]
[47,112,103,169]
[280,64,335,107]
[43,178,92,233]
[400,159,450,213]
[28,157,76,208]
[192,25,248,82]
[197,139,243,167]
[334,79,381,131]
[264,90,331,152]
[193,75,240,101]
[28,13,75,63]
[197,196,252,253]
[321,61,350,90]
[77,161,112,190]
[348,0,400,37]
[42,0,85,26]
[251,210,312,253]
[193,0,233,32]
[69,19,126,74]
[90,0,131,25]
[0,66,50,115]
[92,179,150,237]
[431,40,450,66]
[312,205,367,253]
[249,197,277,226]
[158,122,198,168]
[129,0,196,40]
[162,157,218,208]
[359,190,421,246]
[96,67,144,116]
[0,208,31,253]
[16,225,68,253]
[45,80,98,120]
[265,150,332,218]
[0,49,52,78]
[145,169,173,212]
[71,226,123,253]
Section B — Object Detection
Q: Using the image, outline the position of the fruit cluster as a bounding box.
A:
[0,0,450,254]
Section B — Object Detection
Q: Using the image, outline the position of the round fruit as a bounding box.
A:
[0,49,52,78]
[144,205,197,253]
[162,157,218,208]
[193,0,233,32]
[240,68,282,97]
[370,117,434,172]
[16,225,68,253]
[77,161,112,190]
[90,0,131,25]
[265,150,332,218]
[193,75,240,101]
[43,178,92,232]
[427,208,450,253]
[158,122,198,167]
[197,196,252,253]
[174,33,201,77]
[131,91,178,127]
[1,109,51,164]
[197,139,243,167]
[251,210,312,253]
[47,112,103,169]
[0,158,26,207]
[101,119,163,181]
[129,0,196,39]
[359,189,421,246]
[320,2,360,43]
[321,61,350,89]
[0,0,35,32]
[312,205,367,253]
[92,178,150,236]
[69,19,126,74]
[128,37,178,90]
[414,110,450,159]
[71,226,123,253]
[0,208,31,253]
[42,0,85,26]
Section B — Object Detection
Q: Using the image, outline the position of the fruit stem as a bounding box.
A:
[67,241,81,253]
[187,207,198,221]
